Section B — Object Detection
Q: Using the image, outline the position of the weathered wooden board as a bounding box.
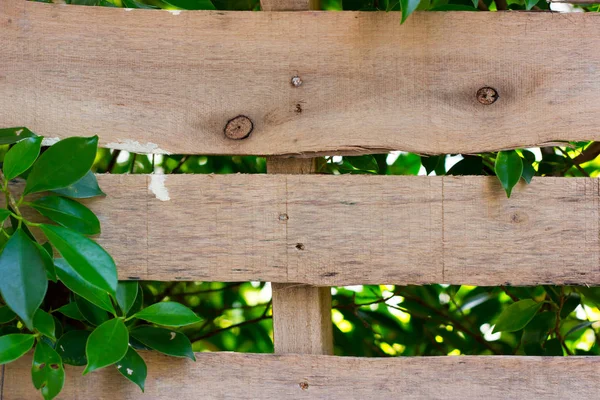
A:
[19,174,599,286]
[2,3,600,156]
[4,352,600,399]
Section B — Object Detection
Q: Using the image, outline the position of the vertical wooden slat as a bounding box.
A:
[263,0,333,355]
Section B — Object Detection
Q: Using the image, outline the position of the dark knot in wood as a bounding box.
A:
[476,87,499,105]
[224,115,253,140]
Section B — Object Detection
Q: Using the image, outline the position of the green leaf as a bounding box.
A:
[495,150,523,198]
[132,302,201,327]
[130,326,195,361]
[31,340,65,400]
[565,320,596,338]
[40,224,117,297]
[56,303,85,321]
[343,156,379,173]
[30,196,100,235]
[521,311,555,355]
[421,155,440,175]
[162,0,215,9]
[543,338,564,356]
[521,161,535,184]
[75,295,109,326]
[524,0,537,10]
[56,330,90,366]
[493,299,543,333]
[400,0,420,23]
[126,283,144,318]
[0,334,35,364]
[116,347,147,392]
[447,156,483,176]
[0,127,36,145]
[0,208,11,226]
[84,318,129,375]
[55,259,115,314]
[0,229,48,329]
[560,293,580,319]
[0,305,16,324]
[3,136,42,180]
[24,136,98,195]
[116,282,139,316]
[39,242,57,282]
[52,171,105,199]
[33,309,56,340]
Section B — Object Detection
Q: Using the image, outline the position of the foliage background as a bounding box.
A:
[22,0,600,358]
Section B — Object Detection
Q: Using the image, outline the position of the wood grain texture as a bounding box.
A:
[5,352,600,399]
[2,4,600,156]
[17,174,598,286]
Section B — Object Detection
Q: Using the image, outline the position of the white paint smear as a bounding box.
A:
[42,137,61,146]
[149,175,170,202]
[105,140,171,154]
[127,368,134,375]
[168,10,182,15]
[170,332,176,340]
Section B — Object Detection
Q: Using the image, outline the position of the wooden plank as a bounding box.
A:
[2,5,600,156]
[4,352,600,399]
[263,0,333,357]
[18,174,599,286]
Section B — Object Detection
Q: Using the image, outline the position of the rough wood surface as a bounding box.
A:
[17,174,598,286]
[2,4,600,156]
[4,352,600,399]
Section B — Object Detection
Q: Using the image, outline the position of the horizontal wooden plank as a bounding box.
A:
[19,174,599,286]
[2,4,600,155]
[4,352,600,399]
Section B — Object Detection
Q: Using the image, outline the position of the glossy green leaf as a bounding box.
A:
[493,299,543,333]
[40,224,117,297]
[543,338,564,356]
[31,340,65,400]
[24,136,98,195]
[495,150,523,198]
[52,171,105,199]
[0,208,11,226]
[56,303,85,321]
[30,196,100,235]
[33,309,56,340]
[130,326,195,361]
[0,229,48,329]
[3,136,42,180]
[55,259,115,314]
[84,318,129,375]
[400,0,420,23]
[560,293,580,319]
[117,282,139,316]
[56,330,90,366]
[39,242,57,282]
[421,156,440,175]
[132,302,201,327]
[0,334,35,364]
[75,295,109,326]
[116,346,147,392]
[126,283,144,318]
[0,127,36,145]
[0,305,16,324]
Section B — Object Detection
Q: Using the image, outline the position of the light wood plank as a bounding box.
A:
[4,352,600,399]
[263,0,333,356]
[2,5,600,156]
[16,174,599,286]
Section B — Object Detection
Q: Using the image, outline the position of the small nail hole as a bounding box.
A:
[279,213,289,221]
[295,243,305,250]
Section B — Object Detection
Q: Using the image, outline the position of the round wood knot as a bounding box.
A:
[476,87,499,105]
[299,382,309,390]
[224,115,253,140]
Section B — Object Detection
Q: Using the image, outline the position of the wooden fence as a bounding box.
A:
[1,0,600,398]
